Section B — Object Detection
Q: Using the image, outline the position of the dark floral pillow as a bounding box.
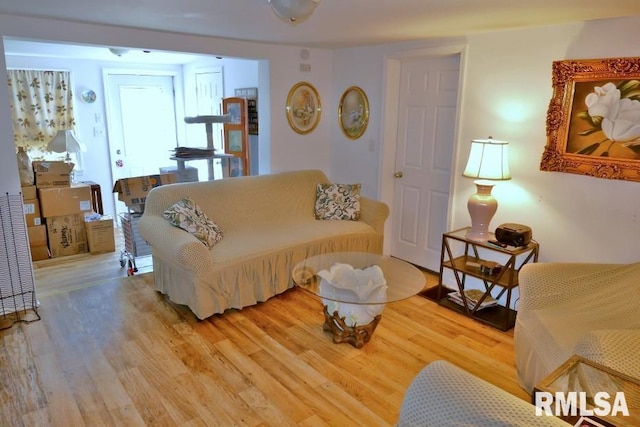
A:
[314,183,361,220]
[163,197,223,247]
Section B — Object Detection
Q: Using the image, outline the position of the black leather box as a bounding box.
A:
[495,223,532,246]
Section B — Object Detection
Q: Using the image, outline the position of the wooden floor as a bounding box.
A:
[1,250,529,426]
[31,227,153,298]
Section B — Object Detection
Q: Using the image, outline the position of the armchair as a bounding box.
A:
[514,261,640,392]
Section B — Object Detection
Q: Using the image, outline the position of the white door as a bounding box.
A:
[105,73,178,213]
[190,69,225,179]
[196,70,223,116]
[390,54,460,271]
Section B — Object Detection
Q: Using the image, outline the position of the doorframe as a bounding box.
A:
[380,44,469,255]
[102,68,184,212]
[102,67,184,154]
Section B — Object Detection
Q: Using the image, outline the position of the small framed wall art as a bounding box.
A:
[286,81,321,135]
[81,89,97,104]
[338,86,369,139]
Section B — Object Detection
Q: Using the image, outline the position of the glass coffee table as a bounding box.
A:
[292,252,426,348]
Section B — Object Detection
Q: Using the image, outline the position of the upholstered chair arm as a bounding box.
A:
[138,214,214,272]
[574,329,640,381]
[518,262,633,313]
[397,360,569,426]
[359,196,389,236]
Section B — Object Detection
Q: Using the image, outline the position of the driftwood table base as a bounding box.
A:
[322,306,382,348]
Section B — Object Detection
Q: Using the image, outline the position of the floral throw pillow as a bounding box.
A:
[314,183,361,220]
[163,197,223,248]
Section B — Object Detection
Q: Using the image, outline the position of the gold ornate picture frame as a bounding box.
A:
[338,86,370,139]
[541,56,640,182]
[286,81,321,135]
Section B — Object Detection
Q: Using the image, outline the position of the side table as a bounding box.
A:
[80,180,103,215]
[421,226,538,331]
[534,355,639,426]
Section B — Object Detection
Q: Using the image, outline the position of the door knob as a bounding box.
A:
[394,171,404,178]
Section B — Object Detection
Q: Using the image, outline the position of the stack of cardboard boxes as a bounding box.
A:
[22,183,48,261]
[23,161,116,260]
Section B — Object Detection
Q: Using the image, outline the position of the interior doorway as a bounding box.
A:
[104,72,180,214]
[383,50,462,272]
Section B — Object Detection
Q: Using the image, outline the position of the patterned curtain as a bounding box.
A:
[7,70,76,156]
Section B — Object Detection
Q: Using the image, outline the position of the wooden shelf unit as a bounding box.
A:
[422,226,539,331]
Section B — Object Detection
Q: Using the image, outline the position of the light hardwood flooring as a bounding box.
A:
[31,227,153,297]
[1,250,529,426]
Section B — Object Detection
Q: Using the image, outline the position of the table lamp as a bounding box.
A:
[462,137,511,241]
[46,129,85,162]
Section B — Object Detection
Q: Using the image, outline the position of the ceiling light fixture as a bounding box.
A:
[267,0,320,24]
[108,47,130,57]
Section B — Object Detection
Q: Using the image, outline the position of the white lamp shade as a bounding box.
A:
[463,138,511,181]
[47,130,85,153]
[268,0,320,23]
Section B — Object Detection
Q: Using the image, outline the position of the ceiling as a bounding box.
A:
[1,0,640,50]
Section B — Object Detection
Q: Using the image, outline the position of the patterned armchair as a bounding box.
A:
[397,360,569,426]
[514,262,640,392]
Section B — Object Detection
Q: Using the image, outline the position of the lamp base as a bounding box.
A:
[467,180,498,242]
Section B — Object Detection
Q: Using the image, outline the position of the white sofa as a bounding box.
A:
[514,262,640,392]
[397,360,569,426]
[138,169,389,320]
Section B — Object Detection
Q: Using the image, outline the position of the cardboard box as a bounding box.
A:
[23,198,42,227]
[113,173,177,211]
[46,214,88,258]
[39,183,93,218]
[21,184,37,200]
[32,160,74,189]
[30,245,49,261]
[27,224,47,246]
[85,216,115,254]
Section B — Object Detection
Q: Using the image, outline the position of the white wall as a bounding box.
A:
[450,17,640,263]
[0,40,20,191]
[3,12,640,270]
[0,13,334,272]
[332,40,465,201]
[332,16,640,263]
[0,13,335,191]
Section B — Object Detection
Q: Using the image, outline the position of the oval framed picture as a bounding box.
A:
[286,81,321,135]
[338,86,369,140]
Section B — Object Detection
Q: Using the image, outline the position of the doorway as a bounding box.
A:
[104,72,180,214]
[383,50,462,272]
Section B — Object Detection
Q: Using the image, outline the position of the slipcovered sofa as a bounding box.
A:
[397,360,569,426]
[138,169,389,320]
[514,262,640,392]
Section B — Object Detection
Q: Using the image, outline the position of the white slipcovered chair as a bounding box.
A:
[514,262,640,393]
[397,360,569,426]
